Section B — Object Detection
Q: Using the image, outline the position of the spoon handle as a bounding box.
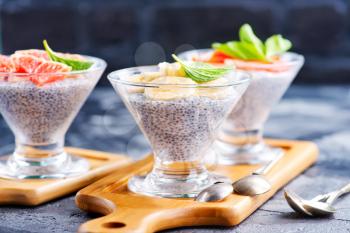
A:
[311,193,332,202]
[326,183,350,205]
[253,152,284,175]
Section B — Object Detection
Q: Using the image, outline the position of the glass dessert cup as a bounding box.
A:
[108,66,250,198]
[0,56,106,179]
[179,49,304,164]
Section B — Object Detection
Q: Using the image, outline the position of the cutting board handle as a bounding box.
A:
[78,208,157,233]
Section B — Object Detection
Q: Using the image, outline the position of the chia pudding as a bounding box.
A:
[0,44,106,179]
[223,60,301,132]
[177,24,304,164]
[127,93,237,162]
[179,50,304,134]
[0,76,98,144]
[109,61,249,197]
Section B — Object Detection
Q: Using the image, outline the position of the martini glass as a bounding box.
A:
[108,66,249,198]
[179,49,304,164]
[0,56,106,179]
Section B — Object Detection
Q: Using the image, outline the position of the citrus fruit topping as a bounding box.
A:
[10,54,44,73]
[224,58,289,72]
[207,51,232,64]
[196,51,289,72]
[30,61,72,86]
[0,55,15,73]
[34,61,71,73]
[14,49,50,60]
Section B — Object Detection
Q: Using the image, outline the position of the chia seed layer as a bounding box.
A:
[128,93,236,162]
[223,69,298,132]
[0,77,98,144]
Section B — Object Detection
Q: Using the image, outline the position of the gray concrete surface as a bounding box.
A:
[0,85,350,233]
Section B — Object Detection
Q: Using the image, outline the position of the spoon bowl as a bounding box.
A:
[284,190,336,217]
[195,182,233,202]
[195,153,283,202]
[233,175,271,196]
[304,201,336,216]
[284,189,312,216]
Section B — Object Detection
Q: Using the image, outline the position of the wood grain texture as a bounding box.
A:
[0,147,131,206]
[76,139,318,233]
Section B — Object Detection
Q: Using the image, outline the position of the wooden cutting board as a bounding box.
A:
[76,139,318,233]
[0,147,131,206]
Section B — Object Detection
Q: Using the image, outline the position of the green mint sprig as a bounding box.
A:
[43,40,93,71]
[212,24,292,62]
[172,54,232,83]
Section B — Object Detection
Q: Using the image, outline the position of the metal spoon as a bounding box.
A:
[195,152,284,202]
[195,182,233,202]
[232,152,284,196]
[284,183,350,217]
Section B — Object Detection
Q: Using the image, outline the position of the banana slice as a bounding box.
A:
[130,72,162,83]
[142,71,163,82]
[126,72,162,93]
[144,76,196,100]
[196,78,231,99]
[125,74,145,93]
[158,62,186,77]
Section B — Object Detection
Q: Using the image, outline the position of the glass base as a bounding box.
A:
[128,171,231,198]
[214,140,284,165]
[0,152,90,179]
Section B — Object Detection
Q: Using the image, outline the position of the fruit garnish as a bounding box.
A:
[158,62,186,77]
[34,61,71,73]
[196,78,231,99]
[0,43,91,86]
[172,54,232,83]
[30,61,72,86]
[224,58,289,73]
[43,40,93,71]
[0,55,15,72]
[11,54,44,73]
[207,51,232,64]
[212,24,292,62]
[144,76,197,100]
[14,49,50,61]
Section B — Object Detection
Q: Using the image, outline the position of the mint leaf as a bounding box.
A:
[211,24,292,62]
[212,42,238,58]
[228,41,265,60]
[213,41,265,61]
[265,34,292,58]
[172,54,232,83]
[43,40,93,71]
[239,24,265,58]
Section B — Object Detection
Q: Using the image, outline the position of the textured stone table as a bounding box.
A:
[0,85,350,233]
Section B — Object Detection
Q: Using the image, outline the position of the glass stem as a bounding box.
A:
[152,156,208,181]
[11,138,67,167]
[0,137,90,179]
[221,128,264,148]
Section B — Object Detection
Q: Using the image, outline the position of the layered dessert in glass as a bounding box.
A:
[179,24,304,164]
[0,41,106,178]
[108,56,250,198]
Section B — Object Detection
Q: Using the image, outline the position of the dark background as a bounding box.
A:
[1,0,349,85]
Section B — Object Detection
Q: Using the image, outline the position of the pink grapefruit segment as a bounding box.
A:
[14,49,50,61]
[0,55,15,72]
[196,51,290,73]
[31,61,72,86]
[11,54,44,73]
[224,58,290,72]
[0,46,89,86]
